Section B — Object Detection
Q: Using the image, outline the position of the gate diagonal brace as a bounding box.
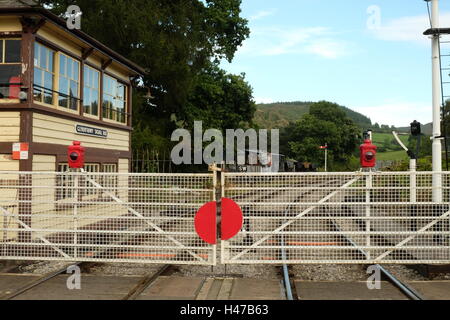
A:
[0,206,71,259]
[229,177,361,261]
[374,206,450,262]
[83,173,208,263]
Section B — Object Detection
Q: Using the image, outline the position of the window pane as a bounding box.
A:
[67,58,73,78]
[60,54,66,76]
[33,87,42,102]
[83,87,90,109]
[44,71,53,90]
[0,40,3,63]
[34,68,42,86]
[34,42,39,66]
[43,71,53,104]
[117,84,125,100]
[93,71,99,89]
[59,76,68,95]
[0,65,21,99]
[83,66,88,85]
[44,89,53,104]
[48,50,54,72]
[91,92,99,115]
[73,61,79,81]
[5,40,21,63]
[103,76,108,94]
[70,97,77,110]
[70,80,78,98]
[40,46,47,70]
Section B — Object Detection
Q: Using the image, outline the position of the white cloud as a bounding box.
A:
[255,97,276,104]
[250,9,277,21]
[239,27,350,59]
[371,12,450,45]
[356,101,432,127]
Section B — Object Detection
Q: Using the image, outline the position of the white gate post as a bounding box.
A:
[73,172,79,259]
[410,159,417,203]
[365,172,372,260]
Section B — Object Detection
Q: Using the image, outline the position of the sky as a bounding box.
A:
[221,0,450,127]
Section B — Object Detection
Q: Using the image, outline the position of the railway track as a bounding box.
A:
[271,176,427,300]
[329,219,425,300]
[243,174,445,300]
[0,263,173,300]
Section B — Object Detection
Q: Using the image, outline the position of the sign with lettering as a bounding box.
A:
[75,125,108,139]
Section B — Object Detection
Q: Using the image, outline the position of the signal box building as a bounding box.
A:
[0,0,145,174]
[0,1,145,244]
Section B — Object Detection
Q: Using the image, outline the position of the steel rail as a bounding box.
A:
[0,262,83,300]
[122,265,170,300]
[329,219,425,300]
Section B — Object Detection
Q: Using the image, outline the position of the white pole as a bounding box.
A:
[410,158,417,203]
[73,171,79,259]
[325,144,328,172]
[366,173,372,260]
[431,0,443,202]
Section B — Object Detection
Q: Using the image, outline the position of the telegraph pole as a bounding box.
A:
[430,0,443,202]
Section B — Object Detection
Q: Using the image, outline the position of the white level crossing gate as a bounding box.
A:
[1,171,450,265]
[221,172,450,264]
[0,172,216,265]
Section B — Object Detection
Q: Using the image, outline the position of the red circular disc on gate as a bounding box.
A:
[221,198,243,241]
[194,201,217,245]
[194,199,243,244]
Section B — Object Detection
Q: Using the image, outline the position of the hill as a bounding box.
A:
[253,101,372,129]
[253,101,418,162]
[398,122,433,135]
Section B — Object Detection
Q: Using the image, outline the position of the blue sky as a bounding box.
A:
[221,0,450,127]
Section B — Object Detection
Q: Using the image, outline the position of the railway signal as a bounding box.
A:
[360,139,377,168]
[410,120,422,136]
[68,141,85,169]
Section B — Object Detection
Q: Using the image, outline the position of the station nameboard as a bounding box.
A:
[75,124,108,139]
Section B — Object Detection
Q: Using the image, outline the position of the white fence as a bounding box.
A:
[0,172,216,265]
[2,170,450,265]
[221,172,450,264]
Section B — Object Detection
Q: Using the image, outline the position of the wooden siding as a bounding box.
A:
[0,16,21,32]
[33,113,130,151]
[0,112,20,142]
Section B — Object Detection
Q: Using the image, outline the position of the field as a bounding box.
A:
[377,150,409,161]
[371,132,410,161]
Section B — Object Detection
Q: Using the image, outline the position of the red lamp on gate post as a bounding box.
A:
[360,139,377,168]
[68,141,85,169]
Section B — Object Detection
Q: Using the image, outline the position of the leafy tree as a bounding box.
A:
[284,101,360,169]
[41,0,250,113]
[183,63,256,131]
[407,134,432,158]
[40,0,254,167]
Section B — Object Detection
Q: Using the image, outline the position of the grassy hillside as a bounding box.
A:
[372,132,409,161]
[398,122,432,135]
[253,101,372,129]
[253,102,312,129]
[253,101,417,162]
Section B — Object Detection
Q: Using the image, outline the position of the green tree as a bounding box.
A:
[41,0,254,167]
[284,101,360,169]
[183,63,256,131]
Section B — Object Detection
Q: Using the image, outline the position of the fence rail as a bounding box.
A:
[0,171,216,265]
[1,170,450,265]
[221,171,450,264]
